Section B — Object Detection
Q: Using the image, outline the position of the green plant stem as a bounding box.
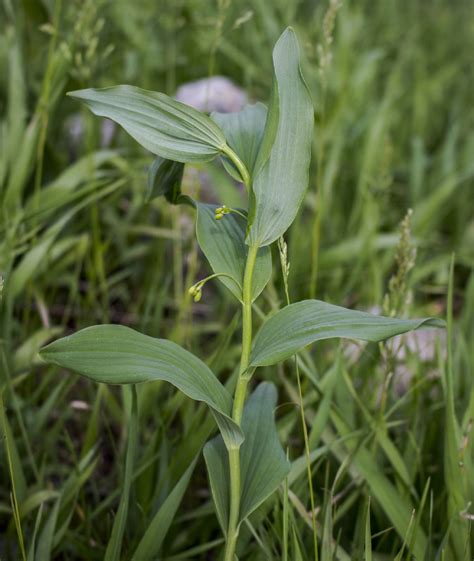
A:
[222,145,251,190]
[224,244,259,561]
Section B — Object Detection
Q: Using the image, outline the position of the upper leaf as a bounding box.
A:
[246,27,314,247]
[250,300,445,367]
[212,103,267,179]
[196,203,272,302]
[204,383,290,533]
[40,325,243,448]
[68,86,227,163]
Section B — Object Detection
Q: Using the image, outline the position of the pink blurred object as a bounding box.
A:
[176,76,247,113]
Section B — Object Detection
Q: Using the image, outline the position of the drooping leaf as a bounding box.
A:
[204,383,290,533]
[131,456,198,560]
[68,86,227,163]
[247,27,314,247]
[196,203,271,302]
[250,300,445,367]
[40,325,243,449]
[146,156,187,204]
[212,103,267,179]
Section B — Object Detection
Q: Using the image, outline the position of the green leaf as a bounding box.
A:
[68,86,227,163]
[203,436,229,534]
[13,327,63,372]
[131,455,199,561]
[40,325,243,449]
[330,410,428,559]
[365,499,373,561]
[146,156,186,204]
[104,386,138,561]
[212,103,267,178]
[250,300,445,367]
[196,203,272,302]
[247,27,314,247]
[239,383,291,520]
[204,383,290,533]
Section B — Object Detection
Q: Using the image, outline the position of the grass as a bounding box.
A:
[1,0,473,559]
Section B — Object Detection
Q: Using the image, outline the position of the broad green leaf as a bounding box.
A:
[212,103,267,178]
[68,86,227,163]
[239,383,290,520]
[204,383,290,533]
[247,28,314,247]
[131,456,198,560]
[146,156,187,204]
[196,203,272,302]
[203,434,229,534]
[250,300,445,367]
[40,325,243,449]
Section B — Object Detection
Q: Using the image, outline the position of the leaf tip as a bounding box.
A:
[66,89,86,100]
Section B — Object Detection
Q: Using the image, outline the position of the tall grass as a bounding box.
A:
[1,0,473,559]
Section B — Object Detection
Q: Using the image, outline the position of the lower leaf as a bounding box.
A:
[40,325,243,449]
[204,382,290,533]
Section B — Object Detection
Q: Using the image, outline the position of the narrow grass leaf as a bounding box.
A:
[27,504,43,561]
[250,300,445,367]
[331,411,427,559]
[365,499,372,561]
[104,386,138,561]
[443,256,469,559]
[131,455,198,560]
[35,500,59,561]
[321,493,333,561]
[13,327,63,372]
[0,392,27,503]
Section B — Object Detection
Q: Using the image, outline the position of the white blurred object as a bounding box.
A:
[66,113,116,159]
[176,76,247,113]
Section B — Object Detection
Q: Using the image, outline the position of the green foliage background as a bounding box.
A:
[1,0,473,559]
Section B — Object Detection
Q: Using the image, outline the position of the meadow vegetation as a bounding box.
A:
[1,1,473,560]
